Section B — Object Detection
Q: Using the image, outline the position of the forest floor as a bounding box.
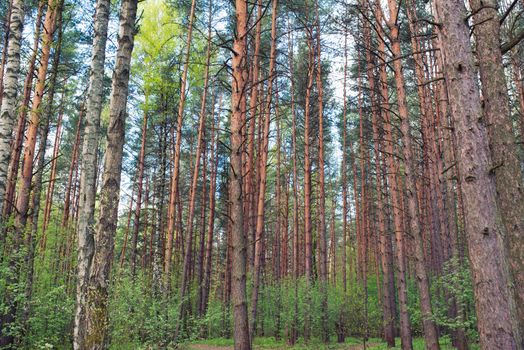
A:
[184,337,467,350]
[188,344,377,350]
[183,337,379,350]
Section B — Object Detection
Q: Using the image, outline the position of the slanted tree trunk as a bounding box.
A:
[1,2,61,346]
[23,11,63,336]
[0,0,24,221]
[2,0,44,220]
[83,0,138,348]
[73,0,110,348]
[230,0,251,348]
[41,91,65,239]
[13,0,62,234]
[433,0,518,348]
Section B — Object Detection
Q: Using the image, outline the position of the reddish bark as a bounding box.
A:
[41,91,66,248]
[3,0,44,219]
[230,0,251,347]
[164,0,197,287]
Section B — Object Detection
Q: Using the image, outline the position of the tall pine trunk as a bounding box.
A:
[433,0,518,348]
[201,95,220,317]
[230,0,251,348]
[131,99,149,277]
[373,11,413,347]
[382,1,440,347]
[469,1,524,345]
[313,0,329,342]
[2,0,44,220]
[176,3,213,334]
[249,0,278,339]
[164,0,197,288]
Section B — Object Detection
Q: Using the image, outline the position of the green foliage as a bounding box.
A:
[431,258,478,342]
[25,285,74,349]
[369,337,457,350]
[108,271,181,349]
[406,278,423,336]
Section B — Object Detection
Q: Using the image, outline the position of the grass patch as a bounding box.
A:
[368,337,479,350]
[190,337,235,346]
[185,336,478,350]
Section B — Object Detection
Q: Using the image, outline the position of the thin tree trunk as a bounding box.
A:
[201,95,220,317]
[365,37,395,345]
[380,1,440,347]
[356,57,369,345]
[22,10,63,342]
[246,0,263,270]
[141,177,150,269]
[152,117,167,295]
[120,184,135,268]
[164,0,197,289]
[288,17,299,344]
[41,90,65,248]
[176,4,213,333]
[131,97,149,277]
[249,0,278,340]
[63,106,84,228]
[13,0,61,234]
[303,6,315,340]
[196,149,207,312]
[373,7,413,347]
[313,0,329,342]
[341,20,349,294]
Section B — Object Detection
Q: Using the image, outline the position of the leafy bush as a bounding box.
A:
[431,258,478,343]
